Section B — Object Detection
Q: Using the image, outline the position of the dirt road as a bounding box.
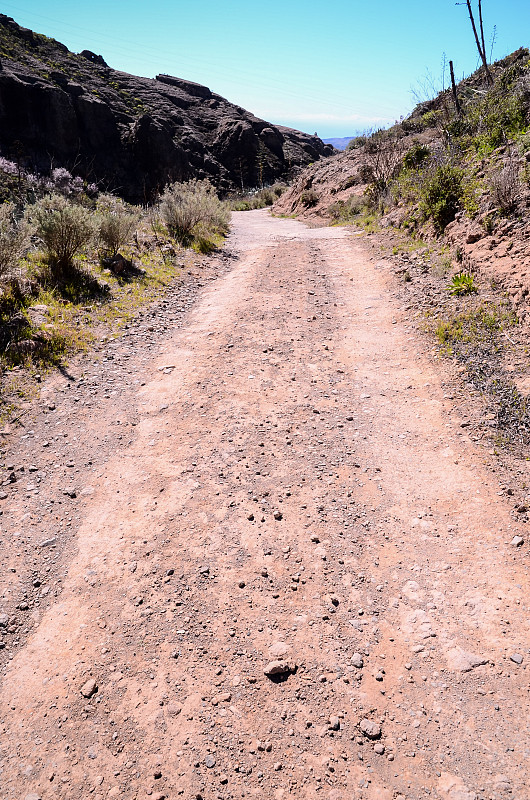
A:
[1,210,529,800]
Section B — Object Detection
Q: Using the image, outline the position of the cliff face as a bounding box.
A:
[0,15,333,202]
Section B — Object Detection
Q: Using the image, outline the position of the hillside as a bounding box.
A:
[275,48,530,323]
[0,15,332,202]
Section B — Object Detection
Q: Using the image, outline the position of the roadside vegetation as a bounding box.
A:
[327,47,530,237]
[317,44,530,451]
[229,183,286,211]
[0,164,230,420]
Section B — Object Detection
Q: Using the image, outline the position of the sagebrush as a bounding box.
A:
[160,179,230,247]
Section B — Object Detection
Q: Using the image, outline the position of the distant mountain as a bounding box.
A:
[0,15,334,202]
[323,137,355,151]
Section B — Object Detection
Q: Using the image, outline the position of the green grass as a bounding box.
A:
[0,224,193,422]
[434,302,516,357]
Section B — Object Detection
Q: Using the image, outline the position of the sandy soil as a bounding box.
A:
[1,209,529,800]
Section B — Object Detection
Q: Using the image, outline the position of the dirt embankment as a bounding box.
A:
[0,209,529,800]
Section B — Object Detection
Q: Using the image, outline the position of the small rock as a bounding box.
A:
[263,660,294,677]
[273,762,282,771]
[274,511,283,521]
[205,754,216,768]
[329,715,340,731]
[25,794,42,800]
[374,743,385,755]
[510,653,523,665]
[80,678,98,698]
[0,613,8,627]
[359,719,381,739]
[0,492,7,500]
[511,535,524,547]
[212,692,231,705]
[351,653,364,668]
[39,537,57,548]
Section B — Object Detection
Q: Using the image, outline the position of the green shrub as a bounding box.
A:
[402,143,430,169]
[328,194,365,222]
[465,67,529,154]
[0,203,31,279]
[346,135,367,150]
[25,194,96,277]
[420,110,443,130]
[447,272,477,295]
[159,179,230,247]
[419,164,464,232]
[97,194,140,257]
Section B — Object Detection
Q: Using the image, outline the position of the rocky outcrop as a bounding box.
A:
[0,15,333,202]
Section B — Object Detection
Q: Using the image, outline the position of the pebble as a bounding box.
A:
[510,653,523,665]
[511,535,524,547]
[205,754,216,768]
[374,743,385,755]
[80,678,98,698]
[329,715,340,731]
[359,719,381,739]
[351,653,364,668]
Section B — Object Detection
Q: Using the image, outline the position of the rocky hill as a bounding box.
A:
[0,15,332,202]
[275,49,530,323]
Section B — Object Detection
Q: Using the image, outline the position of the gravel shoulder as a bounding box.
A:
[1,209,529,800]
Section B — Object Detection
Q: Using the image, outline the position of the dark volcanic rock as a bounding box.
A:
[0,15,333,201]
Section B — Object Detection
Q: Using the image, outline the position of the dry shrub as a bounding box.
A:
[97,194,140,257]
[159,179,230,247]
[490,160,520,214]
[0,203,31,279]
[26,194,96,277]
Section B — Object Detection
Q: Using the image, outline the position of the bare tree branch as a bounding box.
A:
[461,0,494,85]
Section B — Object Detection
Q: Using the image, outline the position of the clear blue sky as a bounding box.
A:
[2,1,529,138]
